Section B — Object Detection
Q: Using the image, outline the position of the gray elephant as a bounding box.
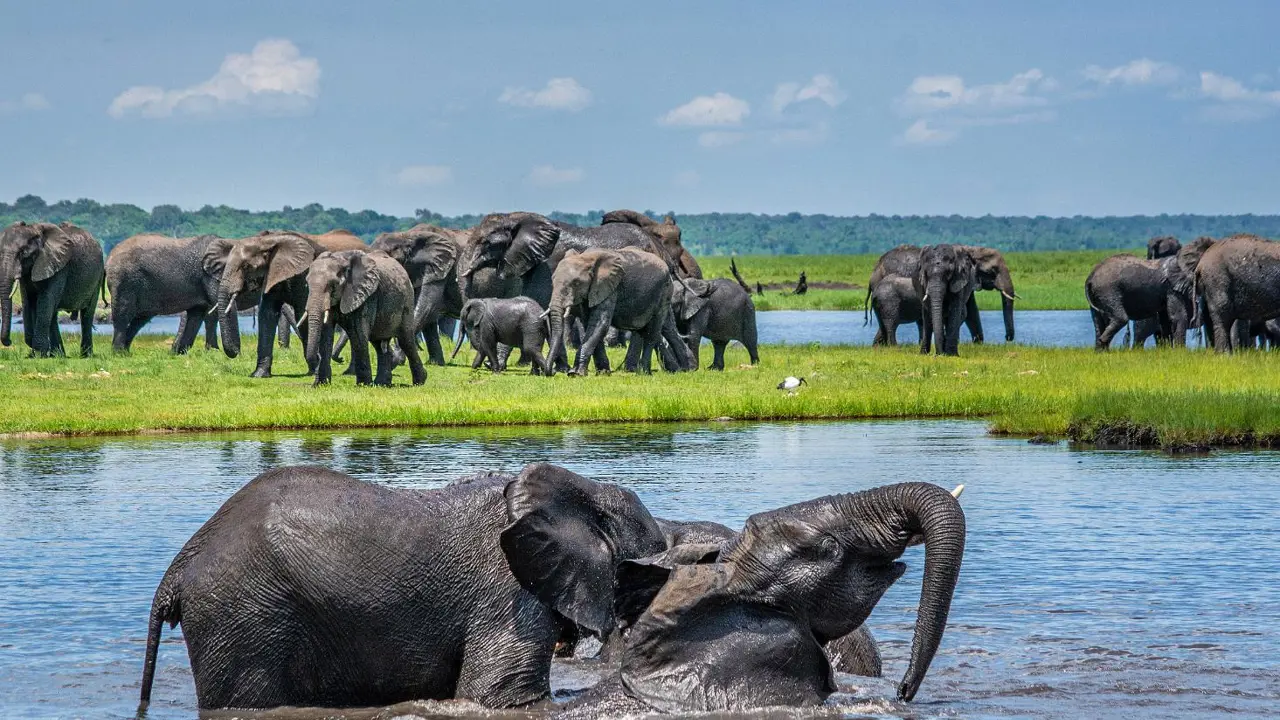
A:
[868,275,923,347]
[560,481,965,715]
[372,224,468,365]
[451,296,549,374]
[0,221,104,357]
[600,210,701,279]
[915,244,977,356]
[105,233,243,353]
[213,230,366,377]
[547,247,686,376]
[303,250,425,386]
[867,244,1015,346]
[1187,234,1280,352]
[1147,235,1181,260]
[669,277,759,369]
[137,463,667,711]
[1085,252,1194,350]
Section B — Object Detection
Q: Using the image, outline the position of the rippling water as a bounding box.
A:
[1,421,1276,719]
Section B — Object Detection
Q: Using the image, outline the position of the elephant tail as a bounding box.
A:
[139,577,181,712]
[863,285,873,326]
[100,272,109,309]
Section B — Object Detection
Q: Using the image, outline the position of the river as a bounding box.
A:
[1,420,1275,718]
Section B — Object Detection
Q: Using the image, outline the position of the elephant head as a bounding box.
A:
[616,482,965,712]
[669,277,713,326]
[601,210,701,279]
[371,224,459,289]
[1147,235,1182,260]
[450,298,490,362]
[303,250,381,367]
[500,463,667,638]
[962,245,1016,342]
[546,249,624,372]
[212,232,318,358]
[917,244,976,355]
[461,212,560,282]
[1,222,74,346]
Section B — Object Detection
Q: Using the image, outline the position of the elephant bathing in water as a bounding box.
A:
[138,463,668,712]
[304,250,425,386]
[0,221,104,357]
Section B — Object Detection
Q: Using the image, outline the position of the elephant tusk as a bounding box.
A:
[921,293,929,302]
[296,311,307,325]
[951,484,965,499]
[539,308,550,320]
[323,309,330,324]
[223,292,238,316]
[1001,290,1017,301]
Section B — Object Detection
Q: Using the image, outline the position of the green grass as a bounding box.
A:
[3,335,1280,448]
[700,249,1130,311]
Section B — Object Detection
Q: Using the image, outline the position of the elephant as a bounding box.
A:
[669,277,759,370]
[867,244,1015,347]
[546,247,687,376]
[372,224,469,365]
[267,231,368,351]
[1085,253,1193,350]
[559,481,965,715]
[915,244,977,356]
[137,463,668,712]
[1187,234,1280,353]
[450,296,550,374]
[105,233,244,353]
[213,230,366,377]
[600,209,702,279]
[0,221,105,357]
[1147,235,1181,260]
[868,275,923,347]
[304,250,425,386]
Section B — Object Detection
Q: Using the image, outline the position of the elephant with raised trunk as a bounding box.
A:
[669,277,759,369]
[1,221,104,357]
[867,244,1015,346]
[304,250,425,386]
[138,463,666,712]
[915,244,977,356]
[106,233,241,353]
[601,209,701,279]
[452,296,549,374]
[213,230,365,377]
[561,481,965,715]
[372,224,469,365]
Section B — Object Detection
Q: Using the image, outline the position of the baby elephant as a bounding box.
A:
[304,250,426,386]
[669,278,759,370]
[452,296,550,375]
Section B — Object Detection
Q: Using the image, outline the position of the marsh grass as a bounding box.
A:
[701,250,1131,311]
[3,335,1279,447]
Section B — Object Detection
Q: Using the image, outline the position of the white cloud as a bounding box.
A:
[773,74,846,113]
[697,131,748,148]
[395,165,453,187]
[895,68,1056,145]
[0,92,51,114]
[660,92,750,126]
[498,77,592,112]
[526,165,584,187]
[899,119,957,146]
[1194,71,1280,122]
[108,39,320,118]
[673,170,700,188]
[1084,58,1181,87]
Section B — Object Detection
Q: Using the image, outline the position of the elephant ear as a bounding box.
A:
[679,278,712,321]
[614,543,721,630]
[264,235,317,294]
[414,230,460,283]
[340,253,381,314]
[619,563,835,713]
[589,252,626,307]
[949,251,975,294]
[201,237,237,278]
[31,225,74,282]
[500,462,666,638]
[501,215,560,279]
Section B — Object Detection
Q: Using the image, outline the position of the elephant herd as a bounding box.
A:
[0,211,763,382]
[1086,234,1280,352]
[138,462,966,715]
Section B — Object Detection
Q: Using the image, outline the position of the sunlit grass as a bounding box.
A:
[2,335,1279,447]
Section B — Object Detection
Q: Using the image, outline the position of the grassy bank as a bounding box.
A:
[2,336,1279,447]
[701,249,1126,312]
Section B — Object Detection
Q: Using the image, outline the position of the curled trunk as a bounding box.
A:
[215,280,241,358]
[0,249,15,346]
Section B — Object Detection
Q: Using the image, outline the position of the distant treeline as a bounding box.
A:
[4,194,1279,256]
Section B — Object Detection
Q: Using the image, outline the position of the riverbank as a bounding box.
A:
[702,249,1124,311]
[2,336,1278,446]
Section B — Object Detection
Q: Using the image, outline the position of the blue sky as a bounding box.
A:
[2,1,1277,217]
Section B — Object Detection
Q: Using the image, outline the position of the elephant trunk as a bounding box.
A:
[215,277,241,358]
[997,269,1016,342]
[0,247,16,347]
[547,301,570,375]
[928,278,945,355]
[839,483,966,702]
[305,294,327,369]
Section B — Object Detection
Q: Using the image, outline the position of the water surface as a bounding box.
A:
[1,421,1275,719]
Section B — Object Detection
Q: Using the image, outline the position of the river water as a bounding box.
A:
[1,420,1275,719]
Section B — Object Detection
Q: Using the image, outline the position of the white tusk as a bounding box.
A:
[562,308,571,319]
[1001,290,1016,301]
[539,309,550,320]
[921,293,929,302]
[323,309,330,324]
[951,484,965,499]
[223,292,238,316]
[296,311,308,325]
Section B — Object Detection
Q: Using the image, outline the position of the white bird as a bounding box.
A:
[777,376,807,391]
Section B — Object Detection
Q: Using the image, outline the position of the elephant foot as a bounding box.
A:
[250,366,272,379]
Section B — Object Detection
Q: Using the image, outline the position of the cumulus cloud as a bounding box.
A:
[772,74,846,113]
[0,92,51,114]
[1084,58,1181,87]
[395,165,453,187]
[659,92,750,126]
[895,68,1056,145]
[1195,71,1280,122]
[108,39,319,118]
[526,165,584,187]
[899,119,958,146]
[499,78,591,112]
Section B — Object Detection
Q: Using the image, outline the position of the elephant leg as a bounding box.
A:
[424,329,445,367]
[396,325,427,385]
[121,317,150,352]
[32,278,65,356]
[203,314,219,350]
[173,308,206,354]
[573,310,612,376]
[350,324,373,385]
[48,313,65,357]
[919,312,932,355]
[684,313,711,371]
[79,305,94,357]
[964,293,984,344]
[373,338,394,386]
[276,307,292,349]
[332,328,349,363]
[112,304,135,353]
[524,342,549,376]
[19,283,35,350]
[251,301,280,378]
[1231,320,1251,352]
[1209,309,1233,353]
[944,297,966,355]
[710,340,729,370]
[1096,315,1127,351]
[496,343,513,371]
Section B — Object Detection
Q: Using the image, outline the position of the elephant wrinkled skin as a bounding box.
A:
[914,244,977,356]
[372,224,469,365]
[1,221,104,357]
[453,296,549,374]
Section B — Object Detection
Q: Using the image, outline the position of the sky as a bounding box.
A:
[2,1,1278,218]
